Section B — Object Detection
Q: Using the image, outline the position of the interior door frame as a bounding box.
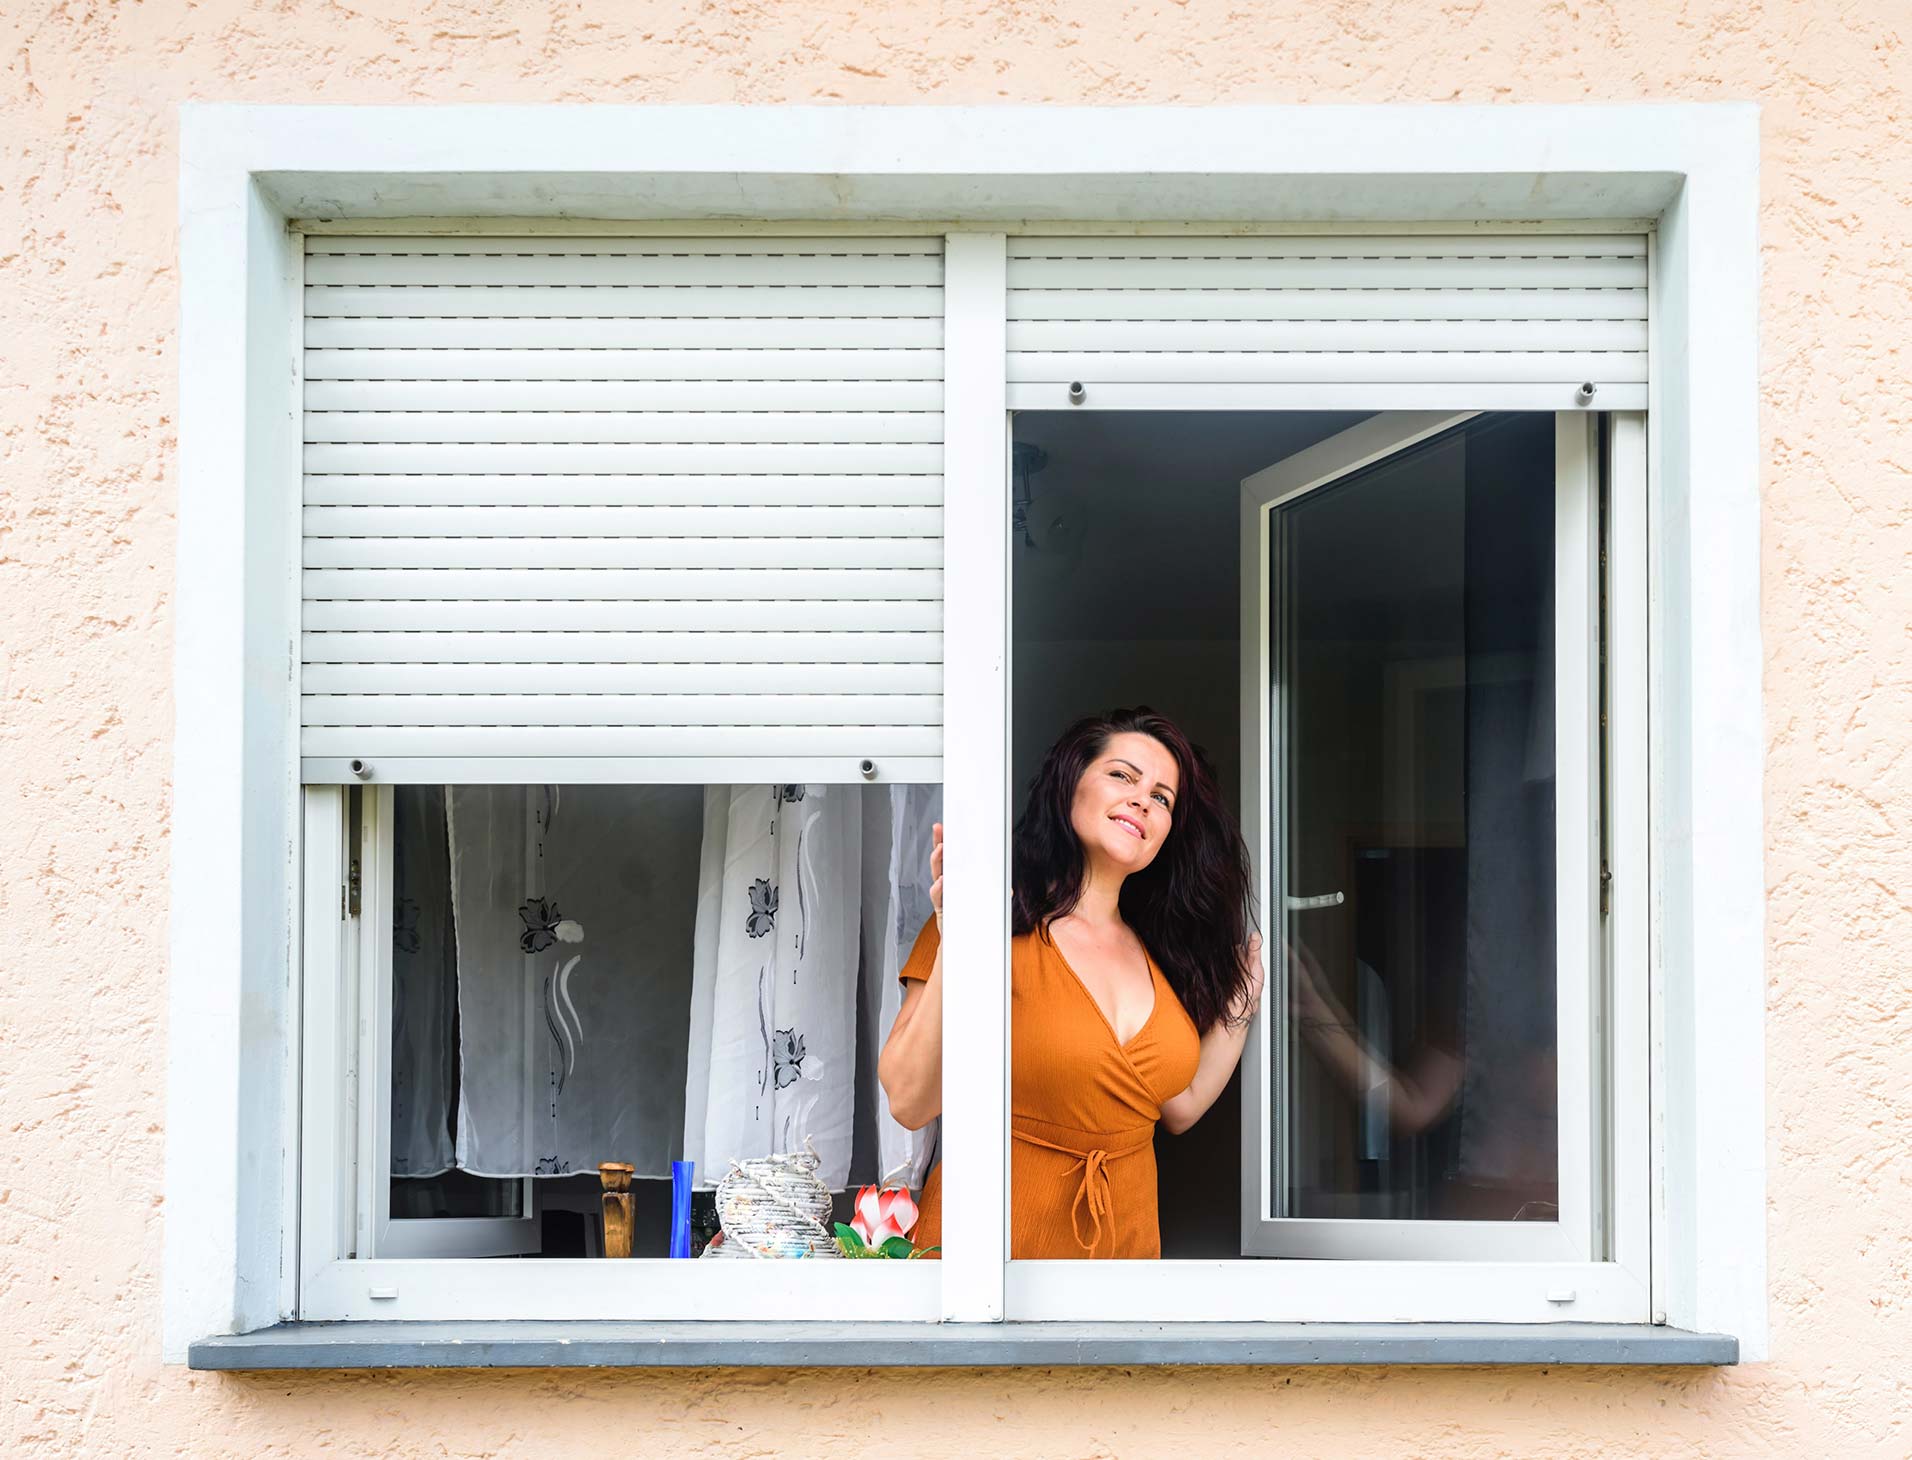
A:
[1236,410,1602,1263]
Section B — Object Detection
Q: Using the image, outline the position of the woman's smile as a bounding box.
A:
[1110,811,1147,840]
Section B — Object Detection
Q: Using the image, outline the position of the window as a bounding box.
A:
[300,779,944,1320]
[169,105,1764,1359]
[293,231,950,1323]
[1002,406,1647,1321]
[298,232,1648,1326]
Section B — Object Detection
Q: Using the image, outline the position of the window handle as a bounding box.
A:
[1285,891,1344,911]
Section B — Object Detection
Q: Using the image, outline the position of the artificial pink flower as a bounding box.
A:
[851,1184,920,1247]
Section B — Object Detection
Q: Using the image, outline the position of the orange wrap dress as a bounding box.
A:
[899,919,1202,1258]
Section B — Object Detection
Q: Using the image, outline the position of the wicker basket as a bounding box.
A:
[703,1142,841,1260]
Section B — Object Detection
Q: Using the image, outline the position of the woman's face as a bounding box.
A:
[1069,730,1181,877]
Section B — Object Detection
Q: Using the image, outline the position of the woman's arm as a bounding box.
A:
[878,946,943,1129]
[1159,933,1264,1135]
[877,823,945,1130]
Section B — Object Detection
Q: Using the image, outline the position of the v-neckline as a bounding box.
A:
[1043,923,1159,1053]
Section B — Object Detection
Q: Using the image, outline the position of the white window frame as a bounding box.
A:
[166,103,1764,1359]
[1235,410,1623,1268]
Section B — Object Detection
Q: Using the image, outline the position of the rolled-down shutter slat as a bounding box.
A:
[300,726,943,757]
[304,251,943,286]
[303,601,944,632]
[303,443,942,474]
[301,632,942,665]
[303,349,943,382]
[303,411,946,445]
[1006,234,1648,410]
[301,236,944,782]
[304,380,944,411]
[303,662,944,694]
[305,285,942,318]
[304,317,943,349]
[303,477,945,508]
[302,505,942,536]
[303,538,943,570]
[303,694,944,728]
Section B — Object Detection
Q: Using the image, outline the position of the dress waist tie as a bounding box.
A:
[1012,1126,1155,1256]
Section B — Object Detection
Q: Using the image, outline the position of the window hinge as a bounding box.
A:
[1599,861,1612,919]
[346,856,362,919]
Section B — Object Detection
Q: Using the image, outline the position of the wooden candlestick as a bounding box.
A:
[598,1162,635,1259]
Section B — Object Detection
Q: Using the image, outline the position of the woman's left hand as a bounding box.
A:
[1227,932,1266,1027]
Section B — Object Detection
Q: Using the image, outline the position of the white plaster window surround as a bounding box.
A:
[168,102,1763,1366]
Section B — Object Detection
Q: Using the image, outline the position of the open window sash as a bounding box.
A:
[354,787,542,1260]
[1237,411,1603,1264]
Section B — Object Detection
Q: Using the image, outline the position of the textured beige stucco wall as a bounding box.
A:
[2,0,1908,1454]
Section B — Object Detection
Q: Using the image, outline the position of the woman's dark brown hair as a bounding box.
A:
[1012,706,1257,1033]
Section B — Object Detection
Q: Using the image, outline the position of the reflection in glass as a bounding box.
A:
[1275,413,1558,1224]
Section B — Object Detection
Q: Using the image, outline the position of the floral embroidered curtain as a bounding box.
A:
[389,782,940,1193]
[681,784,863,1188]
[682,782,943,1192]
[440,784,707,1180]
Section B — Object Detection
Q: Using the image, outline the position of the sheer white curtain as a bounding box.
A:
[863,783,941,1190]
[681,785,863,1189]
[445,784,704,1178]
[680,782,941,1191]
[389,783,941,1193]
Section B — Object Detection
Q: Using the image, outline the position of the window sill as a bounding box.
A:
[189,1320,1736,1369]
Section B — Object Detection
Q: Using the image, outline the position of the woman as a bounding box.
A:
[878,706,1264,1258]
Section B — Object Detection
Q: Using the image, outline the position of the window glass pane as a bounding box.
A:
[1275,413,1558,1224]
[384,781,943,1259]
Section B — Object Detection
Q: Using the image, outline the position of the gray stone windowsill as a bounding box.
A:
[190,1320,1737,1369]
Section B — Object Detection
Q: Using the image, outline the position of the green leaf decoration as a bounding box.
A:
[879,1236,915,1260]
[907,1245,942,1259]
[833,1223,870,1257]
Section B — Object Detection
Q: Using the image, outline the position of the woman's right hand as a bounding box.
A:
[929,821,944,930]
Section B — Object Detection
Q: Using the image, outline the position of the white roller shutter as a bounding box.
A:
[1007,234,1648,411]
[301,236,944,784]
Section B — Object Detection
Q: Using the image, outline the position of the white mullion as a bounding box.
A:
[1606,412,1654,1299]
[1553,412,1601,1264]
[937,231,1010,1323]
